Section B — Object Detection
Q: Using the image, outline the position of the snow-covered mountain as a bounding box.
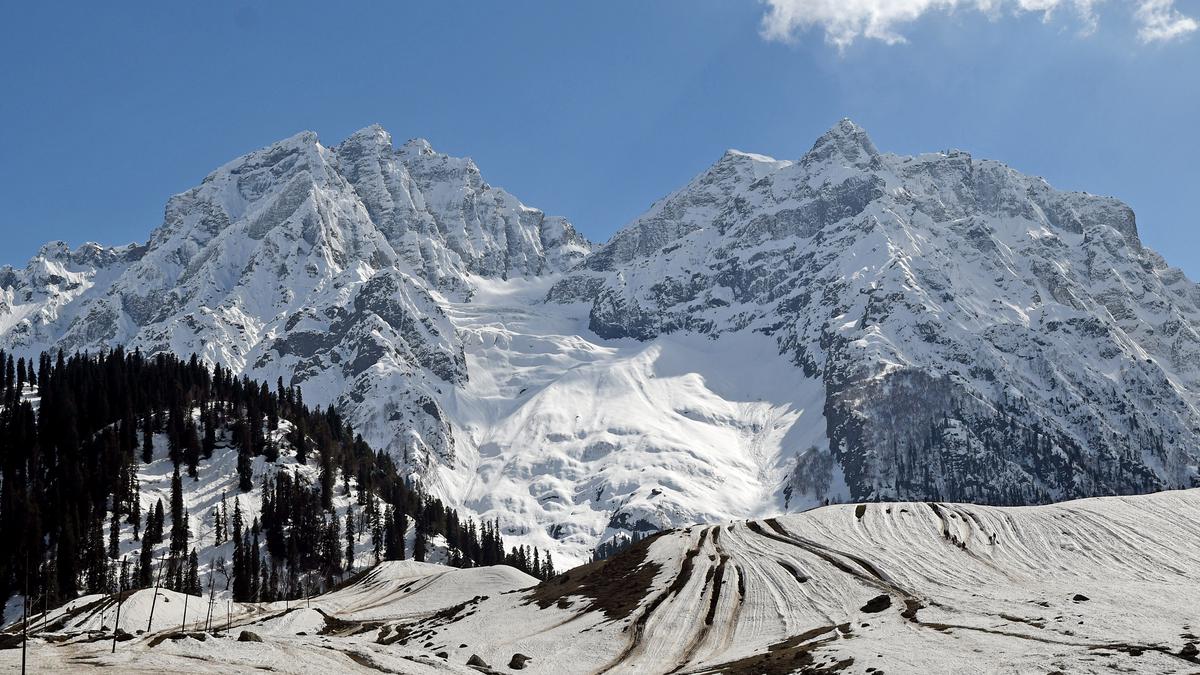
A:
[551,119,1200,512]
[0,125,590,486]
[3,121,1199,565]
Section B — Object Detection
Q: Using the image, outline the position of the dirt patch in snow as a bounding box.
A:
[526,531,666,621]
[705,624,853,674]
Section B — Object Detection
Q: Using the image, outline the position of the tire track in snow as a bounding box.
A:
[668,526,744,673]
[598,528,710,674]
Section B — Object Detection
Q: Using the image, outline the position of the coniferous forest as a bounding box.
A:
[0,348,555,621]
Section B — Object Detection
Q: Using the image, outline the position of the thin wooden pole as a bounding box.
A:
[21,553,28,675]
[204,566,215,632]
[146,551,166,633]
[112,555,127,653]
[20,593,27,674]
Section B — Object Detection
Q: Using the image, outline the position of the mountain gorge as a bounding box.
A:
[3,120,1198,565]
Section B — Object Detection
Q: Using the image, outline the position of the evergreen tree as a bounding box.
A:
[202,410,216,459]
[250,519,261,601]
[141,417,154,464]
[183,417,201,479]
[108,508,120,560]
[170,468,186,554]
[370,500,383,563]
[128,476,142,540]
[344,506,355,572]
[236,433,253,493]
[186,548,200,595]
[219,492,229,545]
[413,524,426,563]
[231,498,247,600]
[151,500,165,544]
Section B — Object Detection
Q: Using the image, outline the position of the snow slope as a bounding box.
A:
[442,276,830,564]
[3,121,1199,565]
[5,489,1199,673]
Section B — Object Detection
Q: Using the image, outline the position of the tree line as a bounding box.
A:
[0,348,555,620]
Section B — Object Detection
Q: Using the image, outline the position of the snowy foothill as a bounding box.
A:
[3,488,1199,673]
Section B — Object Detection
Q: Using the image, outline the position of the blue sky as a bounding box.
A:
[1,1,1197,277]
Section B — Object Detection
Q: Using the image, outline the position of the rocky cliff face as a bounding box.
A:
[551,119,1200,507]
[0,126,590,480]
[3,120,1198,563]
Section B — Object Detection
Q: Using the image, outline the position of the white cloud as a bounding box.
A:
[1135,0,1199,42]
[760,0,1196,47]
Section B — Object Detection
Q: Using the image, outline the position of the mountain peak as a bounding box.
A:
[277,129,322,149]
[802,118,880,169]
[399,137,436,158]
[335,124,396,165]
[711,148,792,183]
[720,148,774,162]
[343,123,392,146]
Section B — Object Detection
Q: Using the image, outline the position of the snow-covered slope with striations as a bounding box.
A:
[3,121,1199,565]
[7,489,1200,673]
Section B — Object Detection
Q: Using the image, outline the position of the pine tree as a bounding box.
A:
[219,492,229,545]
[250,519,261,601]
[237,435,253,493]
[108,508,120,560]
[128,476,142,540]
[322,512,342,578]
[259,559,271,602]
[268,563,280,602]
[186,548,200,595]
[170,467,186,553]
[344,506,355,572]
[142,417,154,464]
[202,410,216,459]
[183,417,201,479]
[212,507,223,545]
[292,418,308,466]
[413,524,426,563]
[152,500,165,544]
[232,499,247,601]
[383,506,398,561]
[370,500,383,563]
